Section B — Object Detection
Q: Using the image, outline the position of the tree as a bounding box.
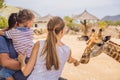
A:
[0,0,4,8]
[0,16,8,29]
[64,16,79,31]
[64,16,73,28]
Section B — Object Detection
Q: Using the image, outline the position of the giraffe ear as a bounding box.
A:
[83,36,89,41]
[77,36,89,41]
[103,36,111,42]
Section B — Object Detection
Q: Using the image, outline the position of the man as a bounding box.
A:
[0,13,27,80]
[0,36,28,80]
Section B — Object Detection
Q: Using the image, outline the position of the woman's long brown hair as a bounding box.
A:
[42,16,65,70]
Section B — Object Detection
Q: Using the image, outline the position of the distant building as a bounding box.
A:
[72,10,99,23]
[36,14,53,23]
[33,14,53,28]
[72,10,99,35]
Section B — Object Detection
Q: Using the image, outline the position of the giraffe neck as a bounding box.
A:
[103,41,120,63]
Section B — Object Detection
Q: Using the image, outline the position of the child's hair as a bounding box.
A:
[17,9,34,24]
[42,16,65,70]
[8,13,17,30]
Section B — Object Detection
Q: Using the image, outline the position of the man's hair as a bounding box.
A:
[8,13,17,30]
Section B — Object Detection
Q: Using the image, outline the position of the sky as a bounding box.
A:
[5,0,120,19]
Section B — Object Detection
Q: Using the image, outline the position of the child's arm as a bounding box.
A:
[67,50,79,66]
[0,30,13,39]
[0,30,5,36]
[18,41,39,76]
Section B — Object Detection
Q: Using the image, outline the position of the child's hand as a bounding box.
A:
[73,59,80,66]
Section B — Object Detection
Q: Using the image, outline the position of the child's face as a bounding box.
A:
[26,18,34,28]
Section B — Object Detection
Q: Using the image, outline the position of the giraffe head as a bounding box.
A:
[80,29,111,64]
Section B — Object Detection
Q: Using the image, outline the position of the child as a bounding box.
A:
[0,9,34,57]
[17,16,79,80]
[0,9,35,80]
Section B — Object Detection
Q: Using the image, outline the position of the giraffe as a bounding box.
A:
[79,29,120,64]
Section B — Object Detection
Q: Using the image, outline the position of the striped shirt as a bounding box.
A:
[5,27,34,57]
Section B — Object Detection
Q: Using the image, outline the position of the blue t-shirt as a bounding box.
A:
[0,36,17,67]
[0,36,29,80]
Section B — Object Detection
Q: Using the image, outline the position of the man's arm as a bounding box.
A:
[0,36,20,70]
[0,53,20,70]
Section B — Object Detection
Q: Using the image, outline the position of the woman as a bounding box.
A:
[18,16,79,80]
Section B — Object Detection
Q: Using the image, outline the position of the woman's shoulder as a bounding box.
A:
[61,42,71,51]
[35,40,46,47]
[39,40,46,44]
[59,43,71,58]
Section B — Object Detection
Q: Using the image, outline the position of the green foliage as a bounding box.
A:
[64,16,79,31]
[114,21,120,26]
[0,0,4,8]
[64,16,72,22]
[98,21,120,27]
[64,16,73,28]
[104,21,113,25]
[98,21,107,28]
[0,16,8,29]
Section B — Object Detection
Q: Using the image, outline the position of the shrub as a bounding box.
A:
[98,21,107,28]
[0,16,8,29]
[0,0,4,8]
[114,21,120,26]
[64,16,79,32]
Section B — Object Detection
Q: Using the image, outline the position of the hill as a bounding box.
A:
[101,15,120,22]
[0,5,41,22]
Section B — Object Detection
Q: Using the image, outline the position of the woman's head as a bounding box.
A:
[47,16,65,38]
[42,16,65,70]
[17,9,35,28]
[8,13,17,30]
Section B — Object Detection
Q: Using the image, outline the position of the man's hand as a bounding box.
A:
[0,30,4,36]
